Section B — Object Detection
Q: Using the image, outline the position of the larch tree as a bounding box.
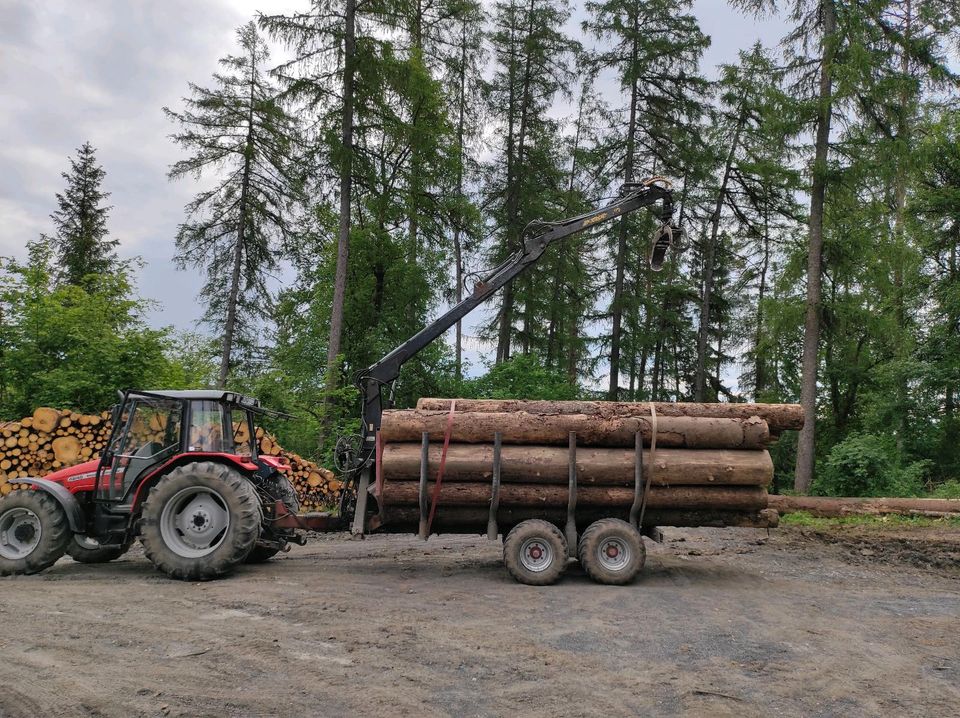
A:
[165,21,303,388]
[48,141,118,287]
[583,0,709,400]
[484,0,574,364]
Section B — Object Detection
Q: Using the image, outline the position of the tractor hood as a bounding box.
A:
[41,459,101,492]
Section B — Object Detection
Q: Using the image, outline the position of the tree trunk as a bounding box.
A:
[380,506,780,531]
[219,49,258,388]
[318,0,356,446]
[380,481,768,511]
[608,15,640,400]
[382,410,770,448]
[695,118,744,400]
[452,20,469,382]
[794,0,836,493]
[768,494,960,519]
[381,443,774,486]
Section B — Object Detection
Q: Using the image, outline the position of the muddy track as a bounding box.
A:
[1,526,958,717]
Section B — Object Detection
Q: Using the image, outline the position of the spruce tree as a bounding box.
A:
[49,142,118,286]
[165,21,303,388]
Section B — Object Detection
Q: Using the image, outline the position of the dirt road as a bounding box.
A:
[1,525,958,717]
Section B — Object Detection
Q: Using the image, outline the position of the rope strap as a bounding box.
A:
[426,399,456,535]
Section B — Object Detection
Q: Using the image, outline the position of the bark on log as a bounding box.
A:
[382,410,769,449]
[378,481,768,511]
[416,398,803,432]
[768,494,960,518]
[379,506,780,531]
[382,443,773,487]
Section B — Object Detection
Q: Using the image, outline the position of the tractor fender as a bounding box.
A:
[13,477,85,533]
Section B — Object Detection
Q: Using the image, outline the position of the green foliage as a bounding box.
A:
[812,433,930,498]
[779,511,960,529]
[0,242,174,417]
[459,355,580,401]
[48,141,119,286]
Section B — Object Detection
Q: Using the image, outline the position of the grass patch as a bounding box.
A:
[779,511,960,529]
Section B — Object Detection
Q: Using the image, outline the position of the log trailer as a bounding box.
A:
[0,179,679,586]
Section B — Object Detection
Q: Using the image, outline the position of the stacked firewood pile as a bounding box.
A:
[374,398,804,532]
[0,407,341,507]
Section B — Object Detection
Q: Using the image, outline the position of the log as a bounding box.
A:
[380,506,780,530]
[382,410,770,449]
[768,494,960,519]
[51,436,82,465]
[378,481,768,511]
[416,398,804,433]
[32,407,61,433]
[381,443,774,487]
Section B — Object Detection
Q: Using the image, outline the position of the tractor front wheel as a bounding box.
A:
[0,490,70,576]
[140,462,261,581]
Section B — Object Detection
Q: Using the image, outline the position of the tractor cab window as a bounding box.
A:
[97,397,182,501]
[188,401,229,453]
[231,408,255,456]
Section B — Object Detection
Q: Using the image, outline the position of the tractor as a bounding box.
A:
[0,390,301,580]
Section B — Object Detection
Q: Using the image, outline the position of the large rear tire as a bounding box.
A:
[66,535,128,564]
[0,490,70,576]
[140,462,261,581]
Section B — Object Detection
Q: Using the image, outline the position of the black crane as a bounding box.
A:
[340,178,678,532]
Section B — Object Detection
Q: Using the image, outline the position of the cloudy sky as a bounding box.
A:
[0,0,787,346]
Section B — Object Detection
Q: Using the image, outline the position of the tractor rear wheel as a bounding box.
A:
[0,490,70,576]
[67,535,128,564]
[140,462,261,581]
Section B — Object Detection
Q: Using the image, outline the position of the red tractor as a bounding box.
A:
[0,390,301,580]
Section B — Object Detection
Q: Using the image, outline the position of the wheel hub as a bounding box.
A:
[159,486,230,559]
[597,538,630,571]
[519,537,554,573]
[0,507,43,560]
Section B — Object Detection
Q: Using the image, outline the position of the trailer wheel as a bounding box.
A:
[578,518,645,585]
[140,462,261,581]
[0,489,70,576]
[503,519,567,586]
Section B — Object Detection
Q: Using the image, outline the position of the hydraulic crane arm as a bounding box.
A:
[350,179,677,467]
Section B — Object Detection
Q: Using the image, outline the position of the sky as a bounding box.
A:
[0,0,788,374]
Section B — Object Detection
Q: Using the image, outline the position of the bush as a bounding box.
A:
[813,433,929,497]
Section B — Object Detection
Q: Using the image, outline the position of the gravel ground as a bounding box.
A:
[1,524,958,717]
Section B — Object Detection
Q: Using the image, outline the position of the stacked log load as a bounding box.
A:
[0,407,341,508]
[374,398,805,532]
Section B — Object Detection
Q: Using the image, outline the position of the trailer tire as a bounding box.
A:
[0,490,71,576]
[140,462,261,581]
[503,519,567,586]
[578,518,645,585]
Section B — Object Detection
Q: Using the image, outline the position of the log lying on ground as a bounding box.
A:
[768,494,960,519]
[378,481,768,511]
[379,506,780,531]
[382,410,769,449]
[416,398,804,433]
[381,443,774,486]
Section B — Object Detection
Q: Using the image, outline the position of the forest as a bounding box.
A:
[1,0,958,498]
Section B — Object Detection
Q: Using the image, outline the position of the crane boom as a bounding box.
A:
[348,179,676,473]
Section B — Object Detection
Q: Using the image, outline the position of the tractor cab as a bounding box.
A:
[96,390,261,506]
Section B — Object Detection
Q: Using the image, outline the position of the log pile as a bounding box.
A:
[374,398,804,532]
[0,407,342,507]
